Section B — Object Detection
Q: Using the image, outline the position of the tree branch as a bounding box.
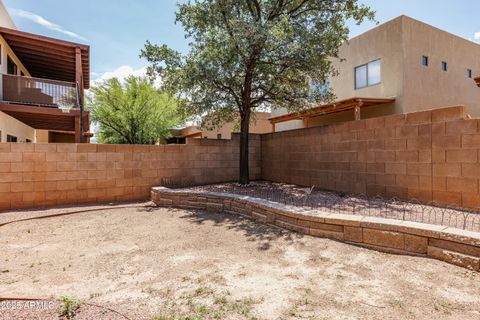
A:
[97,118,132,143]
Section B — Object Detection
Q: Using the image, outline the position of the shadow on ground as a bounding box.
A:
[159,207,303,251]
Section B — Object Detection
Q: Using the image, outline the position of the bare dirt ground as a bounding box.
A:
[0,204,479,320]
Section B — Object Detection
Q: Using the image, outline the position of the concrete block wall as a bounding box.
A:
[262,106,480,208]
[0,134,261,210]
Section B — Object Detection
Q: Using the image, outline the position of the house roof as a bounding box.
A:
[0,27,90,88]
[268,97,395,124]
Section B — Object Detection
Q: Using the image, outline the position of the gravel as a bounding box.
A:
[185,181,480,231]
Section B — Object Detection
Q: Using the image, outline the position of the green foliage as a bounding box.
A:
[59,296,80,319]
[88,76,184,144]
[141,0,374,117]
[141,0,375,182]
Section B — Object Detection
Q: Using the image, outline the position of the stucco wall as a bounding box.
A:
[402,16,480,116]
[181,112,272,140]
[270,16,405,132]
[0,110,34,142]
[330,16,404,112]
[271,15,480,132]
[0,1,16,29]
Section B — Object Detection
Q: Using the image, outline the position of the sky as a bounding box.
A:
[3,0,480,83]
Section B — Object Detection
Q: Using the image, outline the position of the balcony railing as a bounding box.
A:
[1,74,79,109]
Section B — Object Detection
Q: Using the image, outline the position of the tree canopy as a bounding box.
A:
[141,0,375,183]
[88,76,184,144]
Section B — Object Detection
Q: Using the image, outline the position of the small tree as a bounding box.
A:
[141,0,374,184]
[88,76,184,144]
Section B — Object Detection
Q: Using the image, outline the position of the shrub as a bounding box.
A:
[59,296,80,319]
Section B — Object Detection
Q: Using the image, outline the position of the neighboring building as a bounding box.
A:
[167,112,272,143]
[271,15,480,132]
[0,2,90,143]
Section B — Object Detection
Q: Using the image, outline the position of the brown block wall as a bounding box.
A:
[0,134,261,210]
[262,106,480,208]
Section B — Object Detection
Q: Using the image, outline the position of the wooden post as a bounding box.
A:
[303,117,309,128]
[354,106,361,120]
[75,47,84,143]
[75,47,84,102]
[74,115,81,143]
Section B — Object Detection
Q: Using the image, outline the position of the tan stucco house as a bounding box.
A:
[167,112,272,143]
[0,2,90,143]
[271,15,480,132]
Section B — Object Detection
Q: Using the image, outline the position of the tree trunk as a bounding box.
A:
[239,108,250,185]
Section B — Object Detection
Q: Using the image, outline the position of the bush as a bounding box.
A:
[59,296,80,319]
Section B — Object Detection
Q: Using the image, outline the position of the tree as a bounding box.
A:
[88,76,184,144]
[141,0,375,184]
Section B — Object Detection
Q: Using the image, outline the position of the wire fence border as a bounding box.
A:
[159,178,480,232]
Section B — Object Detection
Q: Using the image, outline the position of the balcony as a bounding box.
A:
[0,26,90,142]
[2,74,79,110]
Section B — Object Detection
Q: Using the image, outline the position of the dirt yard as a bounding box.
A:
[0,204,479,319]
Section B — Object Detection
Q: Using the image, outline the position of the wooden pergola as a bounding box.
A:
[269,97,395,132]
[0,27,90,142]
[0,27,89,87]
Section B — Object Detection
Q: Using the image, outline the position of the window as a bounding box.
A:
[422,56,428,66]
[441,61,447,72]
[367,59,381,85]
[7,56,17,75]
[355,64,367,89]
[217,133,222,140]
[6,135,17,142]
[355,59,381,89]
[26,139,32,143]
[467,69,473,78]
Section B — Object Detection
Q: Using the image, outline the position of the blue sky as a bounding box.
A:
[4,0,480,82]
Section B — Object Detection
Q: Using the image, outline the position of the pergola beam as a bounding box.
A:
[0,26,90,88]
[269,97,395,125]
[0,103,89,132]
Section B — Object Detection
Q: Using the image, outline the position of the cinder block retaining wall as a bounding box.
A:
[151,187,480,271]
[262,106,480,208]
[0,134,261,211]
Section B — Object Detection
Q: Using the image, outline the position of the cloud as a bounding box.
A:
[475,32,480,41]
[10,9,87,41]
[93,65,148,83]
[91,65,161,87]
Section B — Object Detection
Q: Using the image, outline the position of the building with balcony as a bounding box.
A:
[0,2,89,143]
[270,15,480,132]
